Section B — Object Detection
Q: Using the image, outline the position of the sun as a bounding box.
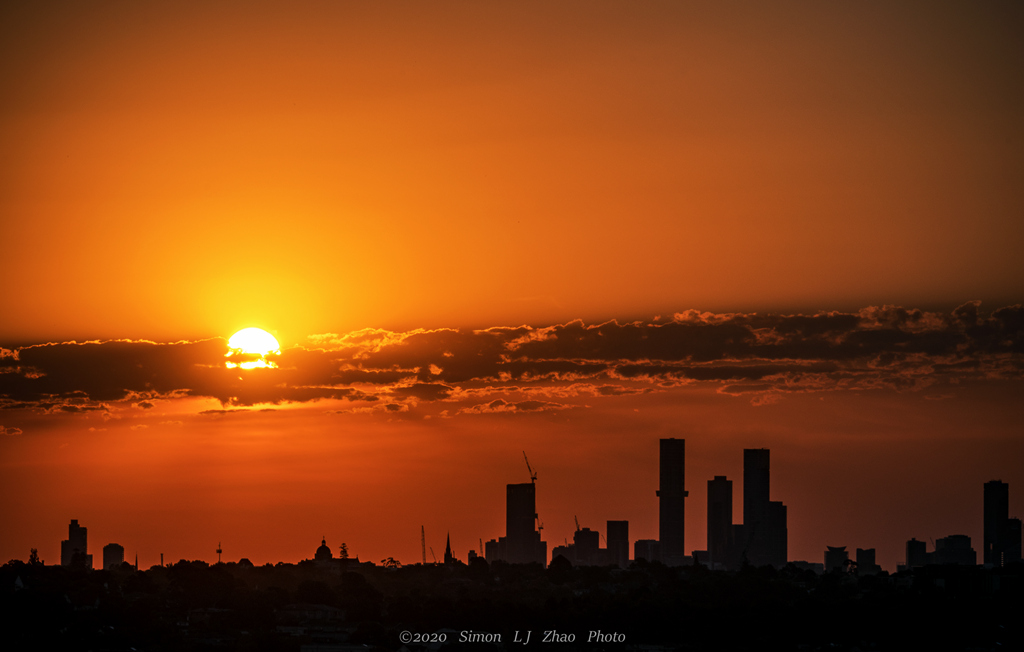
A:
[226,327,281,369]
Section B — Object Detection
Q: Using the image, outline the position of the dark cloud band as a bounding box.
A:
[1,302,1021,413]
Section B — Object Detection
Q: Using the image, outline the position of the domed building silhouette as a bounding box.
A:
[315,536,333,561]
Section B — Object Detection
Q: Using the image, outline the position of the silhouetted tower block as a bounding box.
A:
[856,547,881,575]
[906,538,928,569]
[573,527,600,566]
[707,476,733,569]
[506,483,545,565]
[824,546,848,573]
[766,500,788,567]
[103,543,124,570]
[607,520,629,568]
[484,538,504,562]
[61,519,92,569]
[742,449,786,567]
[1006,518,1022,565]
[744,449,770,527]
[984,480,1021,567]
[658,438,688,566]
[855,547,874,566]
[634,539,661,564]
[984,480,1009,565]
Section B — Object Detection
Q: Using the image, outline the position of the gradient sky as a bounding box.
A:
[2,2,1023,573]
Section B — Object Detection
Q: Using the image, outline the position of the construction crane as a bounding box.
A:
[421,526,426,565]
[523,451,537,483]
[479,538,484,557]
[430,547,437,564]
[574,515,581,532]
[523,452,545,534]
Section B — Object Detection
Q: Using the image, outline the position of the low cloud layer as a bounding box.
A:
[2,302,1021,417]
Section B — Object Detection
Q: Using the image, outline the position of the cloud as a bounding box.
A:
[0,303,1021,416]
[1,425,22,436]
[458,399,571,415]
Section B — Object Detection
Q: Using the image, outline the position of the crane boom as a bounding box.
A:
[421,526,426,565]
[523,451,537,483]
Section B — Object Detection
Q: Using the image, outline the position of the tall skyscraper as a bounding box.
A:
[61,519,92,569]
[707,476,732,569]
[743,449,770,527]
[506,482,546,565]
[984,480,1008,565]
[658,438,688,566]
[740,449,787,568]
[606,520,629,569]
[984,480,1022,566]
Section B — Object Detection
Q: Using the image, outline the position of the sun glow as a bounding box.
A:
[226,327,281,369]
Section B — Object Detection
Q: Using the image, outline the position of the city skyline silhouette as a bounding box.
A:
[34,441,1021,575]
[1,4,1023,648]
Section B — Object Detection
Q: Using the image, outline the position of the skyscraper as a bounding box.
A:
[984,480,1022,566]
[743,449,770,527]
[61,519,92,569]
[506,482,546,565]
[707,476,732,569]
[984,480,1008,565]
[741,449,787,568]
[606,520,629,569]
[658,438,687,566]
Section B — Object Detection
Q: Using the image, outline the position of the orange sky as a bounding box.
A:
[1,2,1023,572]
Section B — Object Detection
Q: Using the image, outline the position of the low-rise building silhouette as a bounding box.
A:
[933,534,976,566]
[314,537,333,561]
[634,539,660,564]
[855,547,882,575]
[824,546,848,573]
[103,543,124,570]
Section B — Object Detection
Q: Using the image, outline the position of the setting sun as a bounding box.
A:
[226,327,280,369]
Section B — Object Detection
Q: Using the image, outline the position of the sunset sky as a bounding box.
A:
[2,2,1022,573]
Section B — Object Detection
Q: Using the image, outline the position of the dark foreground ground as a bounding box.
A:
[2,557,1022,651]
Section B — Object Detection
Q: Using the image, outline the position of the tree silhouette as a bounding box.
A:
[339,543,349,560]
